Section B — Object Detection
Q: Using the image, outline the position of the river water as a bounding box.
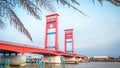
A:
[9,62,120,68]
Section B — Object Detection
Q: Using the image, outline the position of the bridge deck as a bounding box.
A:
[0,40,87,58]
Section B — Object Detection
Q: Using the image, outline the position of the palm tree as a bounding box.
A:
[109,0,120,6]
[93,0,120,6]
[0,0,119,41]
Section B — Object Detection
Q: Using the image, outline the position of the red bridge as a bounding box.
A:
[0,40,86,58]
[0,13,88,64]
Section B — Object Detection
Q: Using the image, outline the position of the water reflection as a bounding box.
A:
[1,62,120,68]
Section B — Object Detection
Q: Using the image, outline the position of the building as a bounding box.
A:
[90,56,109,62]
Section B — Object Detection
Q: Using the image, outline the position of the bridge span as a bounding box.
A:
[0,40,88,65]
[0,40,86,58]
[0,13,88,66]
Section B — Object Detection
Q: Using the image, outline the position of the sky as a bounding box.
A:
[0,0,120,57]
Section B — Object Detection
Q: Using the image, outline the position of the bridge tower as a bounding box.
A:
[44,13,59,50]
[64,29,74,53]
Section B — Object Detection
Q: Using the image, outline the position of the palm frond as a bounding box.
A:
[71,0,80,5]
[56,0,89,17]
[18,0,41,19]
[108,0,120,6]
[36,0,55,12]
[98,0,103,6]
[92,0,95,5]
[0,0,10,29]
[0,0,32,41]
[92,0,103,6]
[0,19,5,29]
[0,0,10,16]
[8,9,33,41]
[92,0,120,6]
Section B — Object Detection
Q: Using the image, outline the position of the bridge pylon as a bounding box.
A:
[44,13,59,50]
[64,29,74,53]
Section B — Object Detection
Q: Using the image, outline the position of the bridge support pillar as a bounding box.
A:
[0,55,26,66]
[44,56,63,64]
[80,58,89,63]
[64,57,79,64]
[75,57,89,63]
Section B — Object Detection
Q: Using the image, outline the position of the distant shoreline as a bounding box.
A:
[90,60,120,62]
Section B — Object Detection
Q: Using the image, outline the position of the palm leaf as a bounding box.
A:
[92,0,103,6]
[0,0,41,41]
[36,0,55,12]
[0,19,5,29]
[56,0,89,17]
[71,0,80,5]
[93,0,120,7]
[18,0,41,19]
[108,0,120,6]
[8,9,33,41]
[92,0,95,5]
[98,0,103,6]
